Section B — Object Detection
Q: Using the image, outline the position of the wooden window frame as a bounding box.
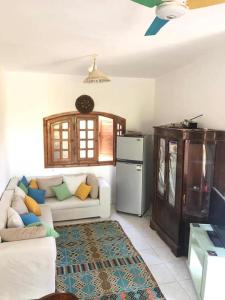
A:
[43,111,126,168]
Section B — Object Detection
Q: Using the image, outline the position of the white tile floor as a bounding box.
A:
[55,206,198,300]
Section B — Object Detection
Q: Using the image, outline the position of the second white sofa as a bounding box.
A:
[0,190,56,300]
[6,175,111,221]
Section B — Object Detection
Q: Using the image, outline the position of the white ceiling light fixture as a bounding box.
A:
[83,54,111,83]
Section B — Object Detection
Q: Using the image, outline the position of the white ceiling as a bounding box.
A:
[0,0,225,77]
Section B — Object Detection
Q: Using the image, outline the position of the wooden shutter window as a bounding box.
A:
[76,116,98,163]
[116,119,126,136]
[99,116,114,162]
[44,112,126,167]
[47,117,74,166]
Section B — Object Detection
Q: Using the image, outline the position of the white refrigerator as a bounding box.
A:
[116,135,152,216]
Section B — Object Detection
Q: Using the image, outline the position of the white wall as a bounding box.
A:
[4,71,155,200]
[0,70,9,195]
[155,48,225,130]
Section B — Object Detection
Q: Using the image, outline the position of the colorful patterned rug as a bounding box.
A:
[55,220,165,300]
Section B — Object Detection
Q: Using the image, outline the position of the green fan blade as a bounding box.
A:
[131,0,162,8]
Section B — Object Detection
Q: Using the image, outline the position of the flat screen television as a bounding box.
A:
[209,187,225,226]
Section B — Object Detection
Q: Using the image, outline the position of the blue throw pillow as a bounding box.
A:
[20,213,40,226]
[20,176,29,187]
[28,187,46,204]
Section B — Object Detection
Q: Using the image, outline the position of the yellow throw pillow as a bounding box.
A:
[24,196,41,216]
[29,180,39,189]
[75,183,92,201]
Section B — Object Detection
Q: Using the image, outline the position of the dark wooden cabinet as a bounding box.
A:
[150,126,225,256]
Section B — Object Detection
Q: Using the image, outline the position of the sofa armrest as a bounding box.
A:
[98,177,111,218]
[0,237,56,299]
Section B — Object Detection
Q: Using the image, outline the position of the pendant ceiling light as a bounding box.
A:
[83,55,110,83]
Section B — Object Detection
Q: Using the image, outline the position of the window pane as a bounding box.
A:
[88,150,94,158]
[62,122,68,129]
[62,141,68,149]
[54,141,60,150]
[53,124,60,130]
[87,120,94,129]
[88,131,94,139]
[80,131,86,139]
[62,151,68,159]
[80,141,86,149]
[62,131,68,139]
[88,140,94,149]
[79,120,86,129]
[54,151,60,160]
[117,124,120,130]
[54,131,60,139]
[80,150,86,159]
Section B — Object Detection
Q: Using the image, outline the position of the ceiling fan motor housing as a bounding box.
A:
[156,0,188,20]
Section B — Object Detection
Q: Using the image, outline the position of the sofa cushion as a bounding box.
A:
[29,179,39,189]
[28,187,46,204]
[37,176,63,198]
[20,176,29,187]
[51,183,72,201]
[63,174,86,195]
[24,196,41,216]
[11,194,28,215]
[0,226,46,242]
[46,196,100,211]
[75,183,92,200]
[39,205,54,228]
[18,181,28,194]
[28,222,59,238]
[14,186,26,198]
[7,207,24,228]
[20,213,40,226]
[87,174,99,199]
[0,190,14,230]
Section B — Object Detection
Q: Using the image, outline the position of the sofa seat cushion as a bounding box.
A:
[46,196,100,211]
[39,205,54,228]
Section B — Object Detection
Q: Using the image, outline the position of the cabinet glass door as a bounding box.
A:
[183,141,215,217]
[168,141,178,207]
[158,138,166,196]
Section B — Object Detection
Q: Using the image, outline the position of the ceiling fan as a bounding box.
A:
[131,0,225,35]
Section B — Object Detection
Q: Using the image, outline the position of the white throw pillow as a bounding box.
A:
[63,174,87,195]
[11,194,28,214]
[7,207,24,228]
[14,186,26,198]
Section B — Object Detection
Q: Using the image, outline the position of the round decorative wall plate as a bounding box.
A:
[75,95,94,113]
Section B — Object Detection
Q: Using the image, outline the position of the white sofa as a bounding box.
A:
[0,175,111,300]
[0,190,56,300]
[6,176,111,221]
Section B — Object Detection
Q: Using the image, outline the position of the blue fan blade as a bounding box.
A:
[131,0,162,8]
[145,17,169,36]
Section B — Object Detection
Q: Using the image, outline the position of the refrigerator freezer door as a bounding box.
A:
[116,162,143,215]
[117,137,144,161]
